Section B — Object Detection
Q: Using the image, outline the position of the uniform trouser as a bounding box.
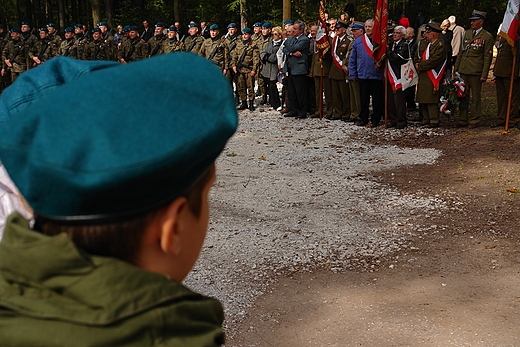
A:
[265,78,281,109]
[495,76,520,125]
[330,78,350,118]
[314,75,333,116]
[404,85,416,110]
[359,79,384,125]
[226,69,238,98]
[237,72,255,101]
[287,73,308,118]
[387,83,407,126]
[349,79,361,119]
[420,103,439,125]
[458,74,482,125]
[257,66,266,96]
[307,75,316,113]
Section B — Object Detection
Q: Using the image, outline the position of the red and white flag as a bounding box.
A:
[316,0,330,59]
[372,0,388,62]
[500,0,520,48]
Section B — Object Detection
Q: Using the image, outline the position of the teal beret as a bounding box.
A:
[21,21,30,26]
[262,22,271,28]
[10,28,21,33]
[0,54,238,223]
[74,24,83,28]
[253,22,262,27]
[123,25,130,32]
[155,22,164,28]
[242,28,252,34]
[97,21,107,27]
[129,25,138,31]
[46,23,56,28]
[91,28,101,33]
[189,23,198,28]
[64,27,73,33]
[168,26,178,32]
[227,23,237,29]
[283,19,294,25]
[209,24,219,30]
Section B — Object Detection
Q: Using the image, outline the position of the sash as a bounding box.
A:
[332,35,343,70]
[422,42,446,91]
[387,59,401,90]
[361,34,375,61]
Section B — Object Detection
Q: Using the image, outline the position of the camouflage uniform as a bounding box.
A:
[0,33,8,91]
[48,33,62,49]
[184,35,205,55]
[232,39,259,104]
[72,35,89,60]
[29,37,57,66]
[58,38,77,58]
[2,39,30,83]
[160,38,185,54]
[84,39,112,61]
[199,37,228,71]
[224,33,240,98]
[118,37,148,62]
[101,32,117,61]
[148,34,166,57]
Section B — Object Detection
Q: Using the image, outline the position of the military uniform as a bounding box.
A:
[48,32,62,49]
[415,37,446,125]
[493,36,520,126]
[224,33,240,92]
[232,38,259,108]
[310,44,333,117]
[329,34,351,119]
[2,39,30,83]
[199,36,228,71]
[84,39,113,61]
[345,37,360,120]
[0,33,8,91]
[29,37,57,66]
[72,34,89,60]
[101,32,117,61]
[58,38,77,58]
[184,34,205,55]
[453,27,494,125]
[118,37,148,62]
[148,34,166,57]
[160,38,185,54]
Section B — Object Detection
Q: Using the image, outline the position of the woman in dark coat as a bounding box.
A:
[260,26,283,109]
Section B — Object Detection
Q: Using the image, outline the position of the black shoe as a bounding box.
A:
[330,116,342,120]
[238,101,247,110]
[396,124,407,129]
[261,95,267,105]
[356,121,367,126]
[284,112,297,117]
[248,101,255,111]
[387,123,397,128]
[296,114,307,119]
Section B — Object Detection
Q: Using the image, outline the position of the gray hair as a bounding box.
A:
[394,25,406,35]
[365,19,374,26]
[294,20,306,32]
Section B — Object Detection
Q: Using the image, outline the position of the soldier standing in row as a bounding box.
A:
[453,10,494,128]
[184,23,204,55]
[29,28,57,66]
[257,23,272,105]
[224,23,240,103]
[148,23,166,57]
[46,24,62,48]
[199,24,228,74]
[58,27,76,57]
[232,28,259,111]
[73,24,88,60]
[20,21,37,49]
[1,28,30,83]
[0,25,8,92]
[161,27,185,54]
[118,26,148,63]
[84,28,112,61]
[328,19,351,120]
[97,21,116,60]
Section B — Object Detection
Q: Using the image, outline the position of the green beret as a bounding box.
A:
[97,21,108,27]
[91,28,101,33]
[242,28,252,34]
[0,54,238,223]
[210,24,219,30]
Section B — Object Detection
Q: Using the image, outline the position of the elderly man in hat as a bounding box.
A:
[414,21,447,128]
[453,10,493,128]
[199,24,228,74]
[0,52,237,345]
[328,19,351,120]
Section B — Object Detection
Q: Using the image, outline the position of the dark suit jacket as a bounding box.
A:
[201,27,210,39]
[282,34,310,75]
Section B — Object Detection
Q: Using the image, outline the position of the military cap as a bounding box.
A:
[46,23,56,28]
[227,23,237,29]
[129,25,139,31]
[0,54,238,223]
[351,21,365,30]
[262,22,271,29]
[21,21,30,26]
[209,24,219,30]
[155,22,164,28]
[336,20,350,29]
[10,27,21,33]
[425,21,442,33]
[189,23,198,28]
[168,26,178,32]
[64,27,74,33]
[97,21,108,27]
[242,28,252,34]
[123,25,131,32]
[283,19,294,25]
[38,27,49,33]
[91,28,101,33]
[253,22,262,27]
[74,24,83,28]
[469,10,486,20]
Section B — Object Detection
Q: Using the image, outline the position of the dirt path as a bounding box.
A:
[228,124,520,346]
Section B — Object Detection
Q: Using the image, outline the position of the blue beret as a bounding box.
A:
[351,21,365,30]
[74,24,83,28]
[168,26,178,32]
[209,24,219,30]
[242,28,252,34]
[0,54,238,222]
[97,21,108,27]
[64,27,74,33]
[91,28,101,33]
[46,23,56,28]
[253,22,262,27]
[262,22,271,28]
[38,28,49,33]
[21,21,30,26]
[10,28,21,33]
[155,22,164,27]
[123,25,131,32]
[129,25,139,31]
[189,23,198,28]
[283,19,294,25]
[227,23,237,29]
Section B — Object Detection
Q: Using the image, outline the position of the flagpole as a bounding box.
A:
[505,49,517,130]
[384,64,388,127]
[319,59,324,120]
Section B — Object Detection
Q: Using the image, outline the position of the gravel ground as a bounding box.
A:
[183,107,448,336]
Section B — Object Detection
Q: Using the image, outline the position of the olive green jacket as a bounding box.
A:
[0,213,225,347]
[454,28,494,78]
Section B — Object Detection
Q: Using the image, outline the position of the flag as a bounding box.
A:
[372,0,388,62]
[500,0,520,48]
[316,0,330,59]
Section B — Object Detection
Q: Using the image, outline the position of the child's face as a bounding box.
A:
[175,167,216,281]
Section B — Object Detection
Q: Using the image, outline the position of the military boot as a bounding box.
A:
[238,101,248,110]
[248,100,255,111]
[261,95,267,105]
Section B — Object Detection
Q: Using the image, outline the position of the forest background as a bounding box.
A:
[0,0,508,39]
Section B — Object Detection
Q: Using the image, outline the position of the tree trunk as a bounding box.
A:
[58,0,65,29]
[103,0,113,28]
[240,0,247,30]
[89,0,102,27]
[283,0,290,24]
[174,0,179,22]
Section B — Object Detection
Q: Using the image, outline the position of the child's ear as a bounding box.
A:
[159,196,189,256]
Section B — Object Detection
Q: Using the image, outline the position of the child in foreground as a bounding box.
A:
[0,53,238,346]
